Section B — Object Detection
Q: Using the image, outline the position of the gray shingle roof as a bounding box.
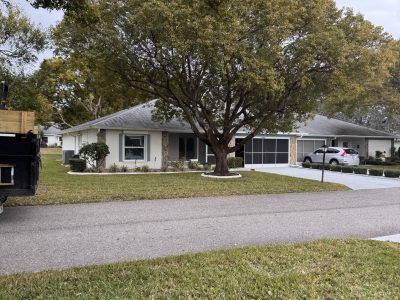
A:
[39,125,61,135]
[295,115,395,138]
[61,100,396,138]
[61,100,192,134]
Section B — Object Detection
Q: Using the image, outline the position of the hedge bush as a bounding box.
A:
[354,167,368,175]
[330,165,342,172]
[69,158,86,172]
[369,169,384,176]
[79,142,110,171]
[170,159,185,171]
[341,166,354,174]
[310,163,320,170]
[227,157,243,168]
[365,158,398,166]
[302,162,311,168]
[384,170,400,178]
[189,161,201,170]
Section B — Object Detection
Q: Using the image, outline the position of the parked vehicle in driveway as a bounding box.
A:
[303,147,360,166]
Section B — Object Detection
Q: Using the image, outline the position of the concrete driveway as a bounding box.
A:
[1,188,400,274]
[257,167,400,190]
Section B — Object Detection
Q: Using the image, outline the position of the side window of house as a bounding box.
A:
[124,135,145,160]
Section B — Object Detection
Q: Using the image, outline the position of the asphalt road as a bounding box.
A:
[1,188,400,275]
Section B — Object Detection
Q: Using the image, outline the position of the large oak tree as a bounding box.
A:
[68,0,396,175]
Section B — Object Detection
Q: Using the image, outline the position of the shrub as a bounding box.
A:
[310,163,320,170]
[365,158,397,166]
[135,167,141,172]
[109,163,119,173]
[203,163,211,171]
[384,170,400,178]
[341,166,354,173]
[161,165,168,172]
[69,158,86,172]
[354,167,368,175]
[79,143,110,172]
[120,165,129,173]
[141,165,150,172]
[369,169,384,176]
[375,151,383,158]
[170,159,185,171]
[188,161,201,170]
[330,165,342,172]
[302,162,311,168]
[227,157,243,168]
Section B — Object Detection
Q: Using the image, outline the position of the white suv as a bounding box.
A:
[303,147,360,166]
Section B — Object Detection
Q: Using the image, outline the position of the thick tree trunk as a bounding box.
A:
[213,149,230,176]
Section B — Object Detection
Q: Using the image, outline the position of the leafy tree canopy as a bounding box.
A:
[78,0,397,175]
[28,0,85,11]
[0,2,46,74]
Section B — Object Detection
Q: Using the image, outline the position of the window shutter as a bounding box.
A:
[147,134,151,162]
[119,133,123,162]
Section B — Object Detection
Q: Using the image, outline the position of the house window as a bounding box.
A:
[124,135,146,160]
[179,137,196,160]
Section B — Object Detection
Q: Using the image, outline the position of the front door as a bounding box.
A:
[179,136,196,160]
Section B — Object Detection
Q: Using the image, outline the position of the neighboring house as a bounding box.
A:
[40,125,62,147]
[61,100,398,168]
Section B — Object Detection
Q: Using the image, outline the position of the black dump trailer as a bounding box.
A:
[0,81,40,214]
[0,133,40,208]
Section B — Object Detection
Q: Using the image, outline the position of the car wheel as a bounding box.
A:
[329,159,339,165]
[304,157,312,163]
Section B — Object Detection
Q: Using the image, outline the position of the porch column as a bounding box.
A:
[162,131,169,169]
[97,129,107,169]
[289,136,297,166]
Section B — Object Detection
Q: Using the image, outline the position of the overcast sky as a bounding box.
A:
[11,0,400,66]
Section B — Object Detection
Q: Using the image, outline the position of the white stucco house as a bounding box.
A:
[40,125,62,147]
[61,100,398,169]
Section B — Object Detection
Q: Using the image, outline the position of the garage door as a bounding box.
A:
[297,139,325,163]
[244,138,289,167]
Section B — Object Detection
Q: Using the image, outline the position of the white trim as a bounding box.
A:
[123,134,147,162]
[123,130,149,135]
[205,144,214,164]
[0,133,15,137]
[201,173,242,179]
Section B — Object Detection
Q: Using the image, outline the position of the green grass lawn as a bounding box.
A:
[0,239,399,299]
[7,154,347,206]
